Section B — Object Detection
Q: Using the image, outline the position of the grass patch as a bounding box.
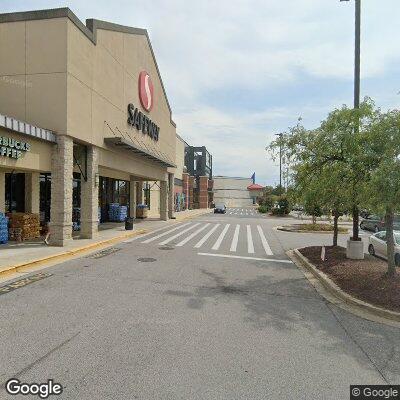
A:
[296,223,347,233]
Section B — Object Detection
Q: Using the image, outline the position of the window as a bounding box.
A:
[376,232,387,241]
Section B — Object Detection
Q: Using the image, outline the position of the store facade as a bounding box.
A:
[0,8,177,245]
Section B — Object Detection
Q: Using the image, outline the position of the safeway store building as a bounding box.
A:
[0,8,177,246]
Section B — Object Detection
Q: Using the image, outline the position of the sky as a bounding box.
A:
[2,1,399,186]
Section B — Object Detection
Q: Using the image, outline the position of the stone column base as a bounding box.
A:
[346,239,364,260]
[80,219,99,239]
[49,222,73,247]
[160,180,168,221]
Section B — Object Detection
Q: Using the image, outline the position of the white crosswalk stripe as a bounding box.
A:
[230,224,240,252]
[136,221,274,256]
[159,223,201,245]
[257,225,273,255]
[141,223,191,243]
[176,223,210,247]
[194,224,220,248]
[212,224,230,250]
[246,225,254,254]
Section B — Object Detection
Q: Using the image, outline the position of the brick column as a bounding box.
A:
[160,180,168,221]
[182,173,189,210]
[129,180,137,218]
[25,172,40,214]
[189,176,194,209]
[81,146,99,239]
[50,135,73,246]
[199,176,209,209]
[168,173,175,219]
[208,179,214,207]
[0,170,5,213]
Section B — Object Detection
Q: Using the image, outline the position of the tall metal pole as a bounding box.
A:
[352,0,361,241]
[354,0,361,110]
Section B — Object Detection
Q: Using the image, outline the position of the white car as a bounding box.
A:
[368,231,400,266]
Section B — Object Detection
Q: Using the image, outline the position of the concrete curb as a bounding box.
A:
[275,225,349,235]
[288,248,400,326]
[175,209,212,222]
[0,229,147,278]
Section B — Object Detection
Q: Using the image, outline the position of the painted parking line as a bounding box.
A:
[212,224,230,250]
[230,224,240,252]
[257,225,273,255]
[197,253,292,264]
[159,223,201,245]
[194,224,221,248]
[142,223,191,243]
[176,223,210,247]
[246,225,254,254]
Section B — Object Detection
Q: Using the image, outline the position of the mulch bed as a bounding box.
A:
[299,246,400,313]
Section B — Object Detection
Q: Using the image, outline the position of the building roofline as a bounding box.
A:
[0,7,176,128]
[213,176,252,180]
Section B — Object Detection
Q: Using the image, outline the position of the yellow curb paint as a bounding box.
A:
[0,229,147,278]
[0,210,209,280]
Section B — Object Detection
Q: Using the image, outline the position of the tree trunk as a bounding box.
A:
[333,211,339,247]
[385,208,396,278]
[312,214,316,225]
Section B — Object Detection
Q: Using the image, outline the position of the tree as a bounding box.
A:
[269,99,378,249]
[361,109,400,277]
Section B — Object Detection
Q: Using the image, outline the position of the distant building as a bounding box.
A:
[212,176,264,207]
[247,183,264,205]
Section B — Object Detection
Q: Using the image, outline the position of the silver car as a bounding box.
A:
[368,231,400,266]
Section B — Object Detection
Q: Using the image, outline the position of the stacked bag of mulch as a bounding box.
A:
[0,213,9,244]
[108,203,128,222]
[8,213,40,241]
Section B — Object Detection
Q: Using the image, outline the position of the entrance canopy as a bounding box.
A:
[105,137,176,168]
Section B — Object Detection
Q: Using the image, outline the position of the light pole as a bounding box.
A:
[341,0,361,242]
[275,133,283,195]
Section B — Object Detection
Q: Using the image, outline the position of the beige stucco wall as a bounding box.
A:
[147,182,161,218]
[0,128,53,172]
[0,19,68,133]
[66,20,176,178]
[0,15,176,182]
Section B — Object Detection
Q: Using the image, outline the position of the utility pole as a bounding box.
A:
[341,0,361,242]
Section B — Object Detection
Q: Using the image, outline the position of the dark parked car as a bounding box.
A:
[360,209,370,219]
[214,203,226,214]
[360,214,400,233]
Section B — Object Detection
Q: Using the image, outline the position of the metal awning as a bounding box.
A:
[104,137,176,168]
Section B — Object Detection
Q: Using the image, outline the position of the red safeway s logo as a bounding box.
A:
[138,71,154,112]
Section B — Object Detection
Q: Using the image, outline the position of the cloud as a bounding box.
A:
[3,0,400,185]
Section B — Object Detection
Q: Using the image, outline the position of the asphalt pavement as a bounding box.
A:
[0,208,399,399]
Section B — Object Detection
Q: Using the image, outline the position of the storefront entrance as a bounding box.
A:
[5,173,25,212]
[39,173,51,223]
[98,176,130,223]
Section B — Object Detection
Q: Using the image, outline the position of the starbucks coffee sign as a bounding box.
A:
[0,136,31,159]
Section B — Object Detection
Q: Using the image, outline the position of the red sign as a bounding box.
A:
[138,71,154,112]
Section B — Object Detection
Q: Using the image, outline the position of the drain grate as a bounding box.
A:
[0,273,52,296]
[137,257,157,263]
[87,247,121,259]
[158,246,174,251]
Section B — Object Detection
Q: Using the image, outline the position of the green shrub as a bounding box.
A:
[258,205,268,214]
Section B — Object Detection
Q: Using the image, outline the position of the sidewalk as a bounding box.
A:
[0,208,211,278]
